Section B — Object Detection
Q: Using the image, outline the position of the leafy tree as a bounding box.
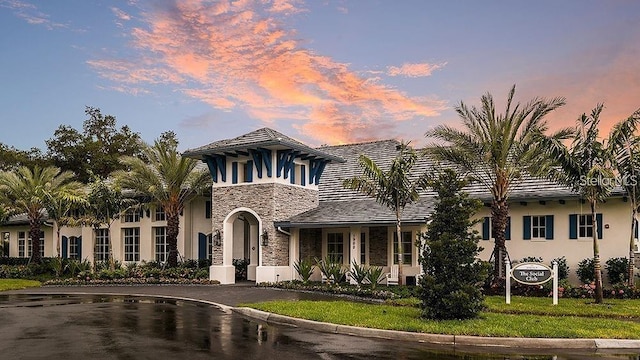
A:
[343,142,429,285]
[536,104,613,303]
[0,143,51,170]
[419,169,488,320]
[425,85,568,283]
[113,139,210,267]
[46,106,143,182]
[0,166,85,264]
[46,187,88,258]
[607,109,640,287]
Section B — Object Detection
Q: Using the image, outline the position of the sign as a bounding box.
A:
[511,262,553,285]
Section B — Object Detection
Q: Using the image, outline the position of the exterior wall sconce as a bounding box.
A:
[213,229,221,246]
[261,229,269,246]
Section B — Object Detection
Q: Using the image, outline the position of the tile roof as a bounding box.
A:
[277,140,627,227]
[182,127,344,163]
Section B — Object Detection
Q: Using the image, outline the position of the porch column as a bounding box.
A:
[289,228,300,280]
[209,221,236,284]
[349,226,361,284]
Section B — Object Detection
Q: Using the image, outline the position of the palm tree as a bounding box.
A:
[46,193,88,258]
[84,176,135,270]
[536,104,612,303]
[0,166,85,264]
[113,140,210,267]
[425,85,568,281]
[607,109,640,287]
[343,142,430,285]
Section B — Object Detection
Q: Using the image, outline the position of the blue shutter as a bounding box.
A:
[482,217,490,240]
[77,236,82,259]
[232,162,238,184]
[596,213,603,239]
[246,160,253,182]
[205,201,211,219]
[523,216,531,240]
[569,214,577,239]
[62,236,68,259]
[505,217,511,240]
[545,215,554,240]
[198,233,207,260]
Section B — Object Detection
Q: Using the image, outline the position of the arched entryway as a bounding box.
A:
[224,208,261,282]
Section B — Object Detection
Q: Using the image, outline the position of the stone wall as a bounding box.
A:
[369,226,388,266]
[210,183,318,266]
[299,228,322,260]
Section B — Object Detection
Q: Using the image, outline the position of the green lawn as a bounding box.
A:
[0,279,41,291]
[243,296,640,339]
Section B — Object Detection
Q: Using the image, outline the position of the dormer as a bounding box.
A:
[182,128,345,189]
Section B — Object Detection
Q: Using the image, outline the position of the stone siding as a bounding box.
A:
[211,183,318,266]
[299,228,322,260]
[369,226,388,266]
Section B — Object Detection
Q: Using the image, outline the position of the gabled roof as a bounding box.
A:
[182,127,345,163]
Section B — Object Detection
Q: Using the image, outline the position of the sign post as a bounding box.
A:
[506,261,558,305]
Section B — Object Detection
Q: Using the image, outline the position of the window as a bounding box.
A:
[579,215,594,238]
[205,201,211,219]
[327,233,344,263]
[154,206,166,221]
[123,228,140,262]
[68,236,80,260]
[95,229,110,261]
[569,213,602,240]
[481,217,511,240]
[123,209,141,223]
[18,231,26,258]
[155,227,168,263]
[243,162,253,182]
[27,231,45,258]
[523,215,554,240]
[393,231,412,265]
[1,232,9,257]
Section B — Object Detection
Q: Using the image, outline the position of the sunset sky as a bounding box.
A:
[1,0,639,152]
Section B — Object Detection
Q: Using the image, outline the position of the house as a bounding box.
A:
[1,127,638,285]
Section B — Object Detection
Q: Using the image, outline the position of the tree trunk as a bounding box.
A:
[396,210,404,286]
[629,209,637,288]
[29,219,42,264]
[592,201,604,303]
[167,212,180,268]
[56,223,61,258]
[491,198,509,283]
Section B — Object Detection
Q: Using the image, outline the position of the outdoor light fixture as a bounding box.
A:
[261,229,269,246]
[213,229,221,246]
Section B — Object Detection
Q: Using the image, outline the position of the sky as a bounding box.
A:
[1,0,639,153]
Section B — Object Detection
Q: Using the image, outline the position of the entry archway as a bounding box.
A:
[223,208,261,282]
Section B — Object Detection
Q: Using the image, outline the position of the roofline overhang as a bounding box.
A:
[273,220,429,229]
[183,139,345,163]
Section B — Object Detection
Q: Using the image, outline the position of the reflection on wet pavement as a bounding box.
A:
[0,294,639,360]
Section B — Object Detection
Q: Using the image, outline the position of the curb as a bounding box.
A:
[232,307,640,350]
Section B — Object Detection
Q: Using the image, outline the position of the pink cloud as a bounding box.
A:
[88,0,445,145]
[387,62,447,78]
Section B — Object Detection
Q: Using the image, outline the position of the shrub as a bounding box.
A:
[293,258,315,284]
[348,261,369,286]
[365,266,385,290]
[315,257,346,284]
[233,258,249,280]
[605,257,629,285]
[551,256,569,280]
[419,169,487,320]
[577,258,595,284]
